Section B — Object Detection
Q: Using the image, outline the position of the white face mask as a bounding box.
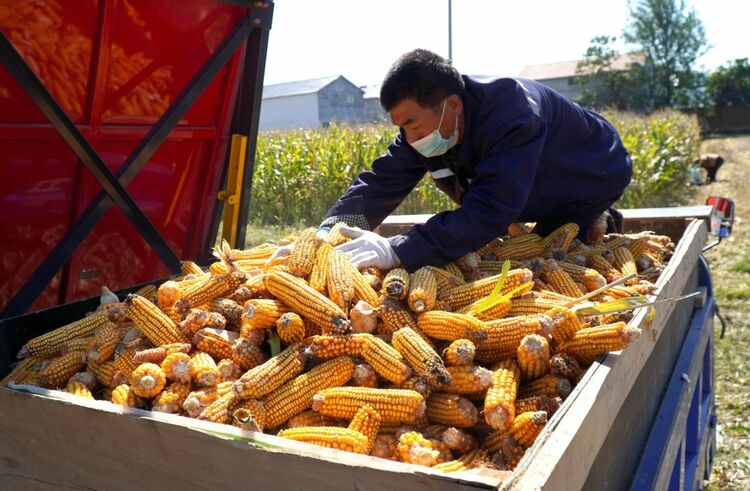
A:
[410,99,459,158]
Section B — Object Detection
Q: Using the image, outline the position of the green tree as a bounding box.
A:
[706,58,750,107]
[624,0,709,108]
[575,35,647,110]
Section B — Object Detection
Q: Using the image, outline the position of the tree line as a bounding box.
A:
[575,0,749,111]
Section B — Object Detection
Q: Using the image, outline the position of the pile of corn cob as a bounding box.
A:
[4,221,673,474]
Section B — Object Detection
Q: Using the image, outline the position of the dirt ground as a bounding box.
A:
[697,135,750,490]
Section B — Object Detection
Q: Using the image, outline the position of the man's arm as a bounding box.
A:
[389,111,547,271]
[321,131,426,230]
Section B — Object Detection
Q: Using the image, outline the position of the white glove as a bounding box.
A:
[335,225,400,270]
[266,228,329,264]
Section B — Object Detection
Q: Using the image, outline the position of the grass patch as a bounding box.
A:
[731,255,750,274]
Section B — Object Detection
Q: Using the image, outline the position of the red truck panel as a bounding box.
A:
[0,0,248,311]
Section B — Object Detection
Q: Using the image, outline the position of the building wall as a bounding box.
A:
[363,98,388,123]
[318,78,364,125]
[537,76,584,101]
[258,94,319,130]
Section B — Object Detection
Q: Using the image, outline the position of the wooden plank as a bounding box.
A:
[376,206,713,238]
[0,387,506,490]
[503,219,708,491]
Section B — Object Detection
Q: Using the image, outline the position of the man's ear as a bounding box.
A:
[446,94,463,115]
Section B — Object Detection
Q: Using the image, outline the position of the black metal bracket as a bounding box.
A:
[1,3,274,318]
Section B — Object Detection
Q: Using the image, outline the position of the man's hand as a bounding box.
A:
[335,225,400,270]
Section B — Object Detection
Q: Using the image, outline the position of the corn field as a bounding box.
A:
[249,110,700,227]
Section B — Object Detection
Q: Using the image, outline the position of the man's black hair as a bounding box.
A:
[380,49,465,112]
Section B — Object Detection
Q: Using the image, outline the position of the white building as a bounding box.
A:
[259,75,365,130]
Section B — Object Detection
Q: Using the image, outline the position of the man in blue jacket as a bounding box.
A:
[322,49,632,272]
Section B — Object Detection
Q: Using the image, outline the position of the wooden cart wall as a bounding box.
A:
[0,210,710,490]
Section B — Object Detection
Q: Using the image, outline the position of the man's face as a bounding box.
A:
[389,96,463,146]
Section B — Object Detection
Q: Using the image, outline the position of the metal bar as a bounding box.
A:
[1,9,265,318]
[233,2,273,249]
[0,30,181,297]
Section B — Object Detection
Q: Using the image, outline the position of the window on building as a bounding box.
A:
[346,94,355,104]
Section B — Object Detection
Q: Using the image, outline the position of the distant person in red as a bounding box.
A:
[697,154,725,183]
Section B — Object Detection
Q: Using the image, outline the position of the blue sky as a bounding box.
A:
[262,0,749,87]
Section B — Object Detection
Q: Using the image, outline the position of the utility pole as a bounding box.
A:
[448,0,453,62]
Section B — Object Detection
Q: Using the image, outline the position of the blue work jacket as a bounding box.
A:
[322,76,632,271]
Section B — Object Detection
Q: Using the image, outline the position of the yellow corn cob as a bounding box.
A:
[408,268,437,313]
[161,352,192,383]
[151,382,192,413]
[63,380,94,399]
[360,335,413,384]
[456,293,514,321]
[308,242,333,294]
[602,285,641,299]
[427,267,464,299]
[61,336,93,355]
[491,234,545,260]
[542,260,585,298]
[442,269,533,310]
[180,260,205,276]
[392,327,451,385]
[306,334,372,359]
[85,360,115,387]
[351,363,379,388]
[210,259,266,275]
[275,312,305,345]
[433,448,488,473]
[39,351,86,388]
[2,358,41,386]
[558,322,641,365]
[85,322,123,363]
[190,351,220,387]
[324,222,351,247]
[262,357,355,428]
[132,343,192,365]
[442,364,493,394]
[439,426,478,454]
[515,395,563,417]
[377,297,417,334]
[362,273,382,292]
[475,315,553,364]
[312,387,425,424]
[240,299,290,333]
[426,393,479,428]
[134,284,157,303]
[443,262,465,282]
[417,310,488,342]
[231,337,267,371]
[20,311,108,359]
[484,359,521,431]
[396,376,431,400]
[511,410,548,447]
[443,339,476,366]
[382,268,410,300]
[127,294,187,346]
[198,390,241,423]
[130,363,167,398]
[277,426,370,454]
[397,431,439,466]
[232,399,268,431]
[509,222,532,236]
[549,352,583,382]
[327,249,355,310]
[111,384,138,407]
[612,247,638,284]
[517,374,573,399]
[233,243,277,261]
[176,269,246,312]
[541,223,579,252]
[603,235,632,251]
[546,306,583,347]
[288,228,323,278]
[587,254,622,283]
[113,348,140,380]
[183,381,234,417]
[558,262,606,292]
[508,294,567,317]
[350,263,381,306]
[286,410,342,429]
[157,280,184,309]
[179,308,211,337]
[193,328,237,361]
[233,344,306,399]
[217,358,242,382]
[265,271,350,335]
[347,404,382,454]
[517,334,551,382]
